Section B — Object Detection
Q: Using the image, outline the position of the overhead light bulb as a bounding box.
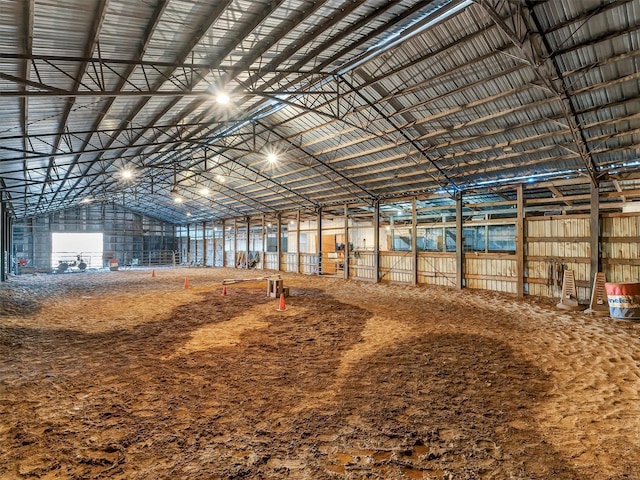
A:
[216,92,230,105]
[216,175,225,183]
[173,196,183,204]
[121,169,133,180]
[200,187,210,196]
[267,153,277,163]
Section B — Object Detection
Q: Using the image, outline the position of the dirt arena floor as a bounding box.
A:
[1,267,640,479]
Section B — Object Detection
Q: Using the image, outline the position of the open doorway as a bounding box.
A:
[51,232,104,272]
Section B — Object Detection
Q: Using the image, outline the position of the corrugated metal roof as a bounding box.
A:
[1,0,639,224]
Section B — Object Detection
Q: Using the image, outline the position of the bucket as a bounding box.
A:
[109,258,119,271]
[604,283,640,319]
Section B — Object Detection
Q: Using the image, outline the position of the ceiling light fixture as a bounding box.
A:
[121,169,133,180]
[200,187,210,196]
[216,92,230,105]
[216,174,225,183]
[267,153,277,163]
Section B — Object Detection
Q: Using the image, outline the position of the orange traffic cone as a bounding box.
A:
[184,277,190,289]
[151,269,156,278]
[277,292,287,311]
[221,286,227,296]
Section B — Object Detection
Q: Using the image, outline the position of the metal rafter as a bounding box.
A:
[113,1,454,216]
[59,0,233,207]
[78,0,359,211]
[477,0,599,184]
[256,119,377,203]
[20,0,34,211]
[72,0,293,205]
[36,0,110,212]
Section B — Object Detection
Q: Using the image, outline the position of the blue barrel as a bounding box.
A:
[605,283,640,319]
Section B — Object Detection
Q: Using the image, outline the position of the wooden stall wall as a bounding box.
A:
[602,213,640,283]
[525,215,591,302]
[283,252,298,273]
[464,253,518,294]
[300,253,318,275]
[379,251,413,284]
[418,252,457,287]
[263,252,278,271]
[349,251,376,281]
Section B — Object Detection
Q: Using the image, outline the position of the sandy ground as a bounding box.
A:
[1,267,640,479]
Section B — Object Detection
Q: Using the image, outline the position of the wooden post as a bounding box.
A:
[412,197,418,286]
[456,192,464,290]
[344,204,349,280]
[516,184,525,297]
[221,219,226,268]
[373,200,380,283]
[317,207,322,275]
[296,210,301,274]
[276,212,282,272]
[590,182,600,291]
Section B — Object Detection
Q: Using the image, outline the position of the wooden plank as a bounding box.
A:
[528,277,590,288]
[602,258,640,266]
[602,236,640,242]
[526,237,589,243]
[526,214,589,221]
[526,194,591,204]
[525,255,590,263]
[464,274,517,282]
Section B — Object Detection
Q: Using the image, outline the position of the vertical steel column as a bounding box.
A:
[373,200,380,283]
[186,224,191,264]
[590,182,600,291]
[516,185,525,297]
[344,204,349,280]
[412,197,418,286]
[456,192,464,290]
[233,218,238,269]
[261,215,266,270]
[202,221,207,266]
[212,222,217,267]
[246,216,251,269]
[317,207,322,275]
[0,196,6,281]
[276,213,282,272]
[193,224,198,264]
[221,219,226,268]
[296,210,301,273]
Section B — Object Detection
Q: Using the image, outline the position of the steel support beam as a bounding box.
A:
[478,0,599,185]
